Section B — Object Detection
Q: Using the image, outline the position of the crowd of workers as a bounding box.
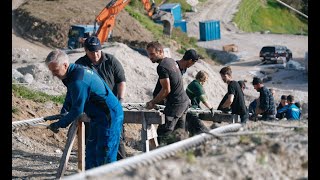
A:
[44,37,302,170]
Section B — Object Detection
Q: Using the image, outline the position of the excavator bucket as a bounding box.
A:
[152,10,174,37]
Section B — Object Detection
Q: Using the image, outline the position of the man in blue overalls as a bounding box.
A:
[45,49,123,169]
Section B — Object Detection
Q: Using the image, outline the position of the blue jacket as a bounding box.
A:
[57,63,123,128]
[277,103,301,120]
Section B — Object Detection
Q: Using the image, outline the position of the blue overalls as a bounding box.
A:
[57,63,124,169]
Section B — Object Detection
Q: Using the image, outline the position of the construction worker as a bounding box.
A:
[176,49,200,75]
[219,66,249,123]
[218,80,246,113]
[277,95,301,120]
[252,77,276,121]
[74,36,127,160]
[186,70,213,135]
[276,95,288,119]
[145,41,190,144]
[45,49,123,169]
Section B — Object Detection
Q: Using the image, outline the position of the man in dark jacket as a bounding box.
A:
[252,77,276,120]
[73,36,127,160]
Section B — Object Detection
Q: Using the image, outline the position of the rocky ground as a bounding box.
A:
[99,120,308,180]
[12,0,308,179]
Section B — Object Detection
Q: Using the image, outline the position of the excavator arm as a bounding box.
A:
[94,0,131,44]
[94,0,172,43]
[70,0,173,49]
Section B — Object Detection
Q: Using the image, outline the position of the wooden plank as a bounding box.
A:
[124,110,165,124]
[77,121,85,172]
[56,121,78,179]
[198,113,240,123]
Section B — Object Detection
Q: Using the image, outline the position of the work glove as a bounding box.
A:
[44,113,67,121]
[48,122,60,133]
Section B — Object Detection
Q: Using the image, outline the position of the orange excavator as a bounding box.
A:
[67,0,174,49]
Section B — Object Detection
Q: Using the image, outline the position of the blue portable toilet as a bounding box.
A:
[199,20,221,41]
[159,3,182,21]
[174,20,187,33]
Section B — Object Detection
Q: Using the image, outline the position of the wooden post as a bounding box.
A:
[77,121,85,172]
[140,112,149,152]
[56,121,78,179]
[141,114,159,152]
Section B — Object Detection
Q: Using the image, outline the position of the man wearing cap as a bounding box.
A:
[145,41,190,144]
[72,36,127,160]
[176,49,200,75]
[276,95,288,119]
[219,66,248,123]
[252,77,276,120]
[45,49,124,169]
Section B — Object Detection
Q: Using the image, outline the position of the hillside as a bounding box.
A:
[12,0,155,48]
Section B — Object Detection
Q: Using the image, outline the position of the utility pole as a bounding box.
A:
[275,0,308,19]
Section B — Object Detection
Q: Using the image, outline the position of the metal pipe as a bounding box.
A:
[12,117,46,129]
[62,123,242,180]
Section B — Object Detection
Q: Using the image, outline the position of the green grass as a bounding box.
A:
[125,4,212,60]
[233,0,308,34]
[129,0,193,13]
[12,84,65,104]
[154,0,193,13]
[125,5,164,38]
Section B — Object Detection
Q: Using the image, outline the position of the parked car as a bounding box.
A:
[259,45,292,63]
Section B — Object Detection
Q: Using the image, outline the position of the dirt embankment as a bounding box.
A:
[12,0,155,49]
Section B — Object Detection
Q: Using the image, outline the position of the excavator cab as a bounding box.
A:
[67,25,98,49]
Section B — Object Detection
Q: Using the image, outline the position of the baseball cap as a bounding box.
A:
[252,77,262,85]
[84,36,102,52]
[183,49,200,62]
